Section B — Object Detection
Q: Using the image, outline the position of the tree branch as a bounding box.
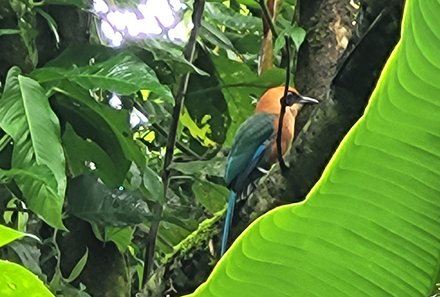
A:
[142,0,206,289]
[276,36,291,173]
[131,99,202,160]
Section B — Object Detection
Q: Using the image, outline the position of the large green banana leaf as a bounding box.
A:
[186,0,440,296]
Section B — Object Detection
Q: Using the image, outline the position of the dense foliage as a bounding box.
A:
[1,0,438,297]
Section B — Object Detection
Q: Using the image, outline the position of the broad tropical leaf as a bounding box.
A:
[0,67,66,229]
[200,21,238,53]
[53,81,145,173]
[142,165,165,203]
[204,2,261,33]
[0,260,55,297]
[185,49,229,149]
[0,166,65,229]
[62,123,121,187]
[192,180,228,214]
[32,52,173,101]
[169,158,225,177]
[187,0,440,296]
[0,224,24,248]
[138,38,209,77]
[8,241,44,278]
[67,175,151,226]
[104,226,134,253]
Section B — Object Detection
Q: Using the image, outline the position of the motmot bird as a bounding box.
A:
[221,86,319,255]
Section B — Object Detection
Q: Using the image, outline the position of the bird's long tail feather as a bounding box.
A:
[221,191,236,255]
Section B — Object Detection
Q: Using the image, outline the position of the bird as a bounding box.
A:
[221,86,319,255]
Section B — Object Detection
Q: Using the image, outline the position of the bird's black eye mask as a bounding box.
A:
[282,91,300,106]
[281,91,320,106]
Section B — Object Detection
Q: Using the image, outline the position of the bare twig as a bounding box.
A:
[277,2,301,172]
[151,123,201,160]
[142,0,206,289]
[132,100,201,159]
[276,36,291,173]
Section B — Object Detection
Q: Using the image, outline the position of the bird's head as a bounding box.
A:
[256,86,319,116]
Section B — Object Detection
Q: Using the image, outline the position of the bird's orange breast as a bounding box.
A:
[266,112,295,164]
[255,86,300,165]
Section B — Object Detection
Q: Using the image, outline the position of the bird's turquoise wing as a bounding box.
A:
[224,112,275,187]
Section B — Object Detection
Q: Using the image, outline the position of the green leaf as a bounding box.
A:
[227,31,262,55]
[180,108,217,147]
[186,0,440,296]
[204,3,261,33]
[104,226,134,253]
[67,175,151,226]
[0,166,65,229]
[43,45,115,68]
[235,0,259,8]
[192,180,228,214]
[257,67,287,87]
[64,248,88,283]
[0,68,66,195]
[273,34,286,55]
[0,68,65,228]
[170,158,225,177]
[32,52,173,101]
[274,26,306,54]
[10,2,38,67]
[138,39,209,77]
[0,224,24,248]
[185,50,230,148]
[0,260,55,297]
[52,81,145,171]
[62,123,121,187]
[143,165,164,204]
[35,8,60,45]
[57,284,92,297]
[200,21,237,53]
[8,241,44,278]
[287,26,306,50]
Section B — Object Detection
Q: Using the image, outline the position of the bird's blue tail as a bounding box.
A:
[221,191,236,255]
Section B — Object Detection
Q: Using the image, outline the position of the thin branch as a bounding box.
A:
[162,0,205,179]
[277,1,302,172]
[276,36,291,173]
[258,0,278,39]
[150,123,201,160]
[132,100,201,159]
[142,0,206,289]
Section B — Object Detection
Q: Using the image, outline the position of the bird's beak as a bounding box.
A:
[298,95,319,105]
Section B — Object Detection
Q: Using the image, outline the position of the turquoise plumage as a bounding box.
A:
[221,113,275,255]
[221,86,319,255]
